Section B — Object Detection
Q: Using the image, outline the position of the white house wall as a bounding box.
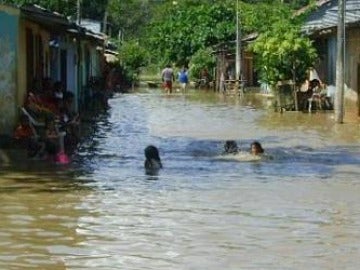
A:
[59,36,79,112]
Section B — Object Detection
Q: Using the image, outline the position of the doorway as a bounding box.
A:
[60,49,67,88]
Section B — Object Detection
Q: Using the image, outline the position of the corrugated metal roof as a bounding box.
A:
[20,4,69,27]
[303,0,360,34]
[1,3,106,44]
[80,19,102,34]
[79,19,107,41]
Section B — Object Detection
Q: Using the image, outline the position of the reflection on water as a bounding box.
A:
[1,88,360,269]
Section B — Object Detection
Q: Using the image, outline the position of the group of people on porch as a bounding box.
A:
[298,68,335,112]
[14,77,80,160]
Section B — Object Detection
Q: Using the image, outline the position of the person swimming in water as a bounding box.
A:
[144,145,162,174]
[223,140,239,154]
[250,141,264,155]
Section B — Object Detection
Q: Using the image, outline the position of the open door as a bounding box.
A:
[60,49,67,89]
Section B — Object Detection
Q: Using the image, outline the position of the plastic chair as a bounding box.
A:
[21,107,45,127]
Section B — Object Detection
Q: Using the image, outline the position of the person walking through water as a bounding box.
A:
[178,67,189,94]
[161,64,175,94]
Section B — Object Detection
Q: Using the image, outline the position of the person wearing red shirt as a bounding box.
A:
[14,114,41,157]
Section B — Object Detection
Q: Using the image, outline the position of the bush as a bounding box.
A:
[188,47,216,81]
[118,40,149,82]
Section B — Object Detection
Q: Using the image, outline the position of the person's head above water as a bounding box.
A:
[224,140,238,154]
[250,141,264,155]
[144,145,162,170]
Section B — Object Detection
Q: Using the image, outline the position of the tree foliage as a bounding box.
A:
[146,1,235,66]
[250,13,317,86]
[118,39,149,80]
[242,0,311,9]
[0,0,77,16]
[119,40,148,70]
[107,0,154,39]
[1,0,317,85]
[0,0,108,20]
[145,0,317,86]
[188,47,215,80]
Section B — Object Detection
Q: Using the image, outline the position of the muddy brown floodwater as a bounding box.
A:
[1,88,359,269]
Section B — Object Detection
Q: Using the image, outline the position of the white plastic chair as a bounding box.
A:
[21,107,45,127]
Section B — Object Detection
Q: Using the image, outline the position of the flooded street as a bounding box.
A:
[1,88,360,269]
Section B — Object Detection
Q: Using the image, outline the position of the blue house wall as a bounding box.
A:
[0,6,20,134]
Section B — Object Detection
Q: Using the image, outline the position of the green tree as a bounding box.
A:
[242,0,311,9]
[107,0,155,40]
[0,0,109,21]
[188,47,215,80]
[251,21,317,87]
[145,0,312,68]
[146,1,235,66]
[82,0,108,21]
[118,39,149,81]
[0,0,78,16]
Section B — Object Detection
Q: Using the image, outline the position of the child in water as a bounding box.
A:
[144,145,162,174]
[219,140,266,162]
[223,140,239,154]
[250,141,264,155]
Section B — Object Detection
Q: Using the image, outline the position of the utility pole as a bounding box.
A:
[77,0,82,25]
[235,0,242,96]
[103,10,108,35]
[335,0,345,123]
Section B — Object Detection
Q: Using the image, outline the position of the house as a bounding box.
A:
[212,34,258,93]
[69,24,106,109]
[303,0,360,116]
[0,4,76,135]
[0,4,22,135]
[79,18,108,83]
[0,4,106,136]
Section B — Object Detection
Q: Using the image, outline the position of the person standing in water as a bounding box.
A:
[178,67,189,94]
[161,64,175,94]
